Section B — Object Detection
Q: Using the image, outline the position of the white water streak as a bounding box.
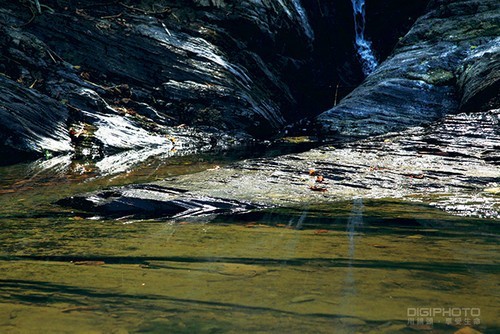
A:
[347,198,364,259]
[343,198,364,298]
[351,0,378,76]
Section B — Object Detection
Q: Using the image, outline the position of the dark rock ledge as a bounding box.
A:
[57,184,259,219]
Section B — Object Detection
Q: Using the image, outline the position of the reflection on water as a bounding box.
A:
[347,198,364,262]
[0,155,498,333]
[344,198,364,303]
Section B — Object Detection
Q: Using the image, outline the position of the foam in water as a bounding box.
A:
[351,0,378,76]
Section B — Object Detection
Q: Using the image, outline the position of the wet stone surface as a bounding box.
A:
[316,0,500,139]
[57,109,500,219]
[151,109,500,219]
[57,183,260,219]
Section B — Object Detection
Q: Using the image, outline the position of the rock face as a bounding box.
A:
[0,0,434,163]
[458,38,500,111]
[0,0,317,162]
[316,0,500,139]
[51,1,500,220]
[0,75,71,162]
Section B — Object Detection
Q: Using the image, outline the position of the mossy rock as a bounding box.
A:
[407,69,455,86]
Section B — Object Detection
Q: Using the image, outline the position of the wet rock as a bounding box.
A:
[59,109,499,219]
[152,109,500,218]
[0,75,72,162]
[0,0,316,161]
[484,187,500,195]
[0,0,433,163]
[57,184,259,219]
[316,0,500,139]
[458,38,500,111]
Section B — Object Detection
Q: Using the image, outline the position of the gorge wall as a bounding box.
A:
[1,0,497,165]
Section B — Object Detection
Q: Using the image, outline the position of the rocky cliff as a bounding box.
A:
[0,0,317,162]
[316,0,500,139]
[50,0,500,219]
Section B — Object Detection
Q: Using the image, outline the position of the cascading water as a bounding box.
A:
[351,0,378,76]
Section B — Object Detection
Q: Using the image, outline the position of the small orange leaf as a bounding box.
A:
[309,185,328,192]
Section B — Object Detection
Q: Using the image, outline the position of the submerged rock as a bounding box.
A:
[57,184,259,219]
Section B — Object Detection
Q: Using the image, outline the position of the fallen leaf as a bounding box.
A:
[309,185,328,192]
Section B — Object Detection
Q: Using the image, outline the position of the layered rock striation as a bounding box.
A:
[316,0,500,139]
[0,0,316,162]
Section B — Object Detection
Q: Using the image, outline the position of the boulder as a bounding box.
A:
[316,0,500,139]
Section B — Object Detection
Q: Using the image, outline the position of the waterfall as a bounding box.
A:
[351,0,378,76]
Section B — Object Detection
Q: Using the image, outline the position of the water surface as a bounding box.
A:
[0,152,498,333]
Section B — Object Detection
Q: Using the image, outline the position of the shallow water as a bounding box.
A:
[0,152,498,333]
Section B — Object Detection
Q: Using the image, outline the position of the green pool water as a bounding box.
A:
[0,153,498,333]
